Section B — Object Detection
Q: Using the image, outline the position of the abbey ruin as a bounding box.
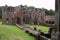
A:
[2,5,55,26]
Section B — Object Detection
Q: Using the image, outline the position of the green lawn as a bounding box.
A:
[0,19,2,22]
[24,24,49,32]
[0,22,35,40]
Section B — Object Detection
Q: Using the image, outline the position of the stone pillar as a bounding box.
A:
[51,0,59,40]
[20,16,23,25]
[58,0,60,40]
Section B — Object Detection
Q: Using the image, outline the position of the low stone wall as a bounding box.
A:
[16,24,51,40]
[39,35,51,40]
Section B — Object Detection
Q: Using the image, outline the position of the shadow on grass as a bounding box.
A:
[0,19,2,22]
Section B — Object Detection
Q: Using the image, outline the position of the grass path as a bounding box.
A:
[24,24,49,32]
[0,22,35,40]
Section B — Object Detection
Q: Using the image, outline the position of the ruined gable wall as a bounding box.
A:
[2,5,15,24]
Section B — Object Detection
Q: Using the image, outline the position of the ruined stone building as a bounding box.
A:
[2,5,55,26]
[45,16,55,26]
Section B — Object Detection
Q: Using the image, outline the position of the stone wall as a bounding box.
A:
[45,16,55,27]
[2,5,15,25]
[2,5,46,25]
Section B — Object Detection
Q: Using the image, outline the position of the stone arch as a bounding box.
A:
[16,17,20,24]
[51,21,54,24]
[49,20,51,24]
[46,21,48,23]
[6,18,9,24]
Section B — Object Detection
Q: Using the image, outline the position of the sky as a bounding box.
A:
[0,0,55,10]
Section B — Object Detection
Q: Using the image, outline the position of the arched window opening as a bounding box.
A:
[6,18,9,24]
[46,21,48,23]
[17,17,20,24]
[49,21,51,24]
[52,21,54,24]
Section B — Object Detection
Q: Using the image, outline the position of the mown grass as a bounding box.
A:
[0,19,2,22]
[0,22,35,40]
[24,24,49,32]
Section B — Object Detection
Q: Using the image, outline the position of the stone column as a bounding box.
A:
[51,0,59,40]
[58,0,60,40]
[20,16,23,25]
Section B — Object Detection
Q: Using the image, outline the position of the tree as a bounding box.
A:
[0,7,2,19]
[28,6,35,11]
[44,9,55,16]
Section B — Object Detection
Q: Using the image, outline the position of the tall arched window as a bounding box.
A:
[6,18,8,23]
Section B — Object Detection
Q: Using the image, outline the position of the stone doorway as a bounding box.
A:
[17,17,20,24]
